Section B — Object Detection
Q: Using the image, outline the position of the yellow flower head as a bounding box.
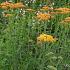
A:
[37,33,57,43]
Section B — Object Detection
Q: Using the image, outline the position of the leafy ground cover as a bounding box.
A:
[0,0,70,70]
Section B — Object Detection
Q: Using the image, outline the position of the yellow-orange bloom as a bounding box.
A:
[49,11,70,15]
[0,2,25,9]
[0,1,12,9]
[58,11,70,14]
[36,13,52,21]
[37,33,57,43]
[64,17,70,22]
[12,2,25,9]
[1,1,11,6]
[1,6,8,9]
[40,6,50,11]
[54,8,70,12]
[54,8,70,14]
[60,17,70,24]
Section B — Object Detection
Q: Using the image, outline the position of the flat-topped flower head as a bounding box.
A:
[40,6,50,11]
[40,5,54,11]
[1,1,11,6]
[37,33,57,43]
[54,8,70,14]
[60,17,70,24]
[64,17,70,22]
[0,1,13,9]
[0,2,25,9]
[54,8,70,12]
[36,12,52,21]
[13,2,25,9]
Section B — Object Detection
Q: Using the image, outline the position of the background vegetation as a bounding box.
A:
[0,0,70,70]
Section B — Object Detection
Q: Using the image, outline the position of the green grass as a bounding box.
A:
[0,0,70,70]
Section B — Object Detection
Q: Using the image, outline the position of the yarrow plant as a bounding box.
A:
[36,12,52,21]
[0,1,25,9]
[37,33,57,43]
[0,0,70,70]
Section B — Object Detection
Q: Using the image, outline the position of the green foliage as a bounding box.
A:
[0,0,70,70]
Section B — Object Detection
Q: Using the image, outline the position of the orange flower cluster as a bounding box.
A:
[49,11,70,15]
[37,33,57,43]
[40,6,50,11]
[36,13,52,21]
[0,1,25,9]
[55,8,70,11]
[54,8,70,14]
[13,2,25,9]
[60,17,70,23]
